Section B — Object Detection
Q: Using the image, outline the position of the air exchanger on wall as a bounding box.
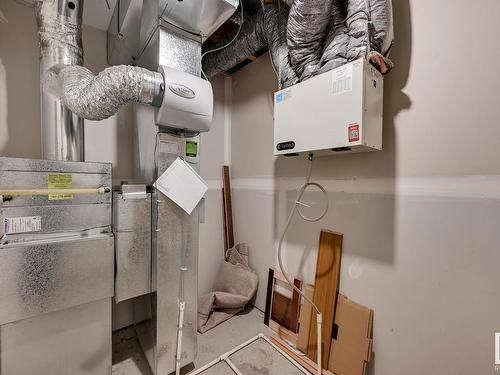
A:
[274,58,384,156]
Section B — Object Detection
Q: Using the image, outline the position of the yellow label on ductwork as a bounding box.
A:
[48,173,73,200]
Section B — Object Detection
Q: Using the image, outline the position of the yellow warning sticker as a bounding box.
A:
[48,173,73,200]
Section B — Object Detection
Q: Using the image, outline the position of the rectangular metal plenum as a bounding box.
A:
[0,235,114,326]
[113,188,152,303]
[1,298,112,375]
[0,157,112,237]
[135,133,199,375]
[0,157,114,324]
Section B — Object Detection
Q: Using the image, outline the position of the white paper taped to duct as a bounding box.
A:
[155,157,208,215]
[0,58,8,152]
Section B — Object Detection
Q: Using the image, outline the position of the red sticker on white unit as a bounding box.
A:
[348,124,360,142]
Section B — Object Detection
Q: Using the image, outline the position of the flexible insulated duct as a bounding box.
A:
[203,5,298,88]
[316,0,349,75]
[287,0,332,80]
[205,0,393,86]
[35,0,164,127]
[345,0,394,62]
[57,65,164,121]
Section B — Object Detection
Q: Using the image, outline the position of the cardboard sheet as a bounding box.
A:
[328,294,373,375]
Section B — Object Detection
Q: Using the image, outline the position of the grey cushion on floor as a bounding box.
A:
[198,244,259,333]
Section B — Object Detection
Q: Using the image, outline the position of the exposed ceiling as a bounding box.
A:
[81,0,284,32]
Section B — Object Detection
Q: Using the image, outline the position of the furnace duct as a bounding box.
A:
[203,0,394,87]
[35,0,164,127]
[57,65,163,121]
[203,5,298,88]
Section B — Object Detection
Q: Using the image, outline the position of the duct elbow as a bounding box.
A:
[56,65,164,121]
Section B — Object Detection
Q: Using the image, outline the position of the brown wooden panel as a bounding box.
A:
[271,291,292,329]
[289,278,302,333]
[270,276,302,333]
[297,284,314,353]
[307,230,343,369]
[222,166,234,253]
[269,320,298,345]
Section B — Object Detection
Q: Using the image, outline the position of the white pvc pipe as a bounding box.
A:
[188,334,311,375]
[260,334,311,374]
[175,301,186,375]
[225,358,244,375]
[188,335,261,375]
[316,313,323,375]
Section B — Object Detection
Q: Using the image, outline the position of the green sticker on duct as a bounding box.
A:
[186,141,198,157]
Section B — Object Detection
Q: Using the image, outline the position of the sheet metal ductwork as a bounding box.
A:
[203,0,394,87]
[35,0,164,135]
[35,0,84,161]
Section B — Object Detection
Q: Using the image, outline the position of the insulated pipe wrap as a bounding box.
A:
[203,5,298,88]
[287,0,332,79]
[36,0,164,123]
[57,66,164,121]
[345,0,394,61]
[205,0,393,86]
[202,12,267,78]
[316,0,349,75]
[265,6,298,88]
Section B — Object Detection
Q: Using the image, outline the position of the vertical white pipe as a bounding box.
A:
[317,313,322,375]
[175,301,186,375]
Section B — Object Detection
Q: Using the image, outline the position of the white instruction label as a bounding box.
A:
[3,216,42,234]
[332,64,353,96]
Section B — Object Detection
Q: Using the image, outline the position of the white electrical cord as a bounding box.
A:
[277,153,329,375]
[201,0,244,80]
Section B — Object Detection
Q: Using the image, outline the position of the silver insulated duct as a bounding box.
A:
[35,0,84,161]
[35,0,165,150]
[203,5,299,89]
[57,65,164,121]
[203,0,394,87]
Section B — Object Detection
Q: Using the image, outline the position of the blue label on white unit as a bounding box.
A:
[275,92,284,104]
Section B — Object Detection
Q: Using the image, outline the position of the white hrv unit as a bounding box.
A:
[274,58,384,156]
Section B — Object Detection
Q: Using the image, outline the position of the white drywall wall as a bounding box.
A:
[229,0,500,374]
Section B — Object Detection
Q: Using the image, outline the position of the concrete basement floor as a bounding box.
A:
[112,307,306,375]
